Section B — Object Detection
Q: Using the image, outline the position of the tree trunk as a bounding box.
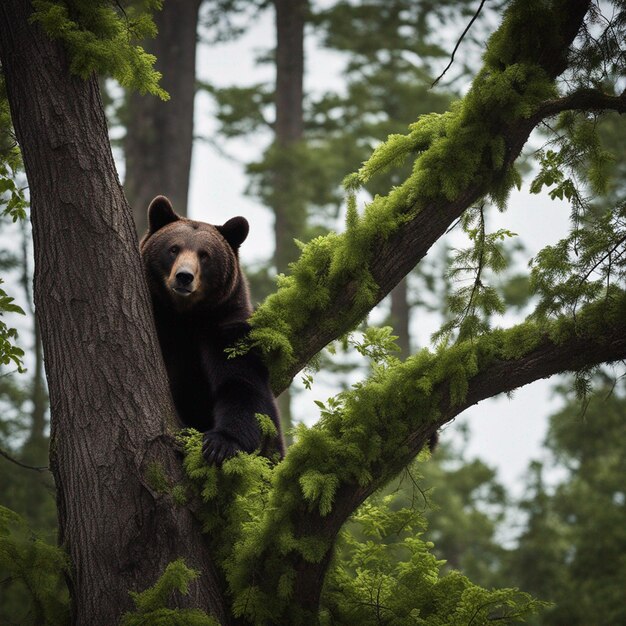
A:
[272,0,308,439]
[124,0,202,234]
[18,219,48,456]
[273,0,306,271]
[0,3,226,624]
[390,278,411,358]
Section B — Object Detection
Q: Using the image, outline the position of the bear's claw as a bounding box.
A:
[202,431,242,466]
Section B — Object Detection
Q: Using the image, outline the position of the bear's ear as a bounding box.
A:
[147,196,179,234]
[218,216,249,250]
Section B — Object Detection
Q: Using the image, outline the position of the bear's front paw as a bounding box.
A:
[202,431,242,466]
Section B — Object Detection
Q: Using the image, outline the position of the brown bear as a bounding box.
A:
[140,195,285,465]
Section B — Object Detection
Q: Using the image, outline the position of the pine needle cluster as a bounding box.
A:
[30,0,168,99]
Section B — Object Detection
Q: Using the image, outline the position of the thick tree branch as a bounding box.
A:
[288,296,626,611]
[529,88,626,124]
[267,0,594,394]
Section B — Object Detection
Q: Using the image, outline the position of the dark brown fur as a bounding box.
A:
[141,196,285,464]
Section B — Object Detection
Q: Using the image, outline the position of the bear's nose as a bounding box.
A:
[176,271,194,286]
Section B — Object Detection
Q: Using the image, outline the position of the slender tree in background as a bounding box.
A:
[1,0,626,624]
[271,0,308,433]
[272,0,307,273]
[123,0,202,233]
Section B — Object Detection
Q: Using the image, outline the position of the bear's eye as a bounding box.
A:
[198,250,209,261]
[169,245,179,256]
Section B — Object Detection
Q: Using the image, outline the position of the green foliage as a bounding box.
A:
[0,79,27,374]
[506,383,626,624]
[322,493,546,625]
[0,278,26,372]
[0,75,28,223]
[145,461,171,494]
[529,111,616,206]
[121,559,217,626]
[30,0,168,99]
[143,461,188,505]
[434,205,519,344]
[179,416,549,624]
[530,203,626,318]
[416,435,509,589]
[200,82,273,138]
[198,0,267,45]
[179,430,280,621]
[530,150,577,201]
[527,99,626,323]
[255,412,278,439]
[351,326,401,364]
[0,506,69,626]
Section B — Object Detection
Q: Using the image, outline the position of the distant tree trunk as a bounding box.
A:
[124,0,202,234]
[273,0,306,271]
[29,319,47,442]
[17,219,54,524]
[18,219,48,455]
[273,0,308,438]
[0,4,226,625]
[390,279,411,358]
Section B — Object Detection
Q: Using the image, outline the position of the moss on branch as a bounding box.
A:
[249,0,586,391]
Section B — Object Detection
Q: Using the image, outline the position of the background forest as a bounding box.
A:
[1,0,625,624]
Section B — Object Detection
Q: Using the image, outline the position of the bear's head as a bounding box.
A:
[140,196,250,312]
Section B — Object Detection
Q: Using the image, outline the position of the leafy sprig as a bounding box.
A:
[31,0,168,99]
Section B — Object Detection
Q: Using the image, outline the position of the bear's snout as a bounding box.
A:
[171,266,196,296]
[168,250,200,297]
[176,271,194,287]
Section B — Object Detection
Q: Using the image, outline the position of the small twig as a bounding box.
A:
[458,203,486,332]
[432,0,487,88]
[0,447,49,473]
[20,218,34,316]
[113,0,132,42]
[604,368,626,400]
[573,233,626,314]
[194,134,247,165]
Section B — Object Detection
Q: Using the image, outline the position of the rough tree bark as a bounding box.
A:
[272,0,308,437]
[124,0,202,234]
[0,3,226,625]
